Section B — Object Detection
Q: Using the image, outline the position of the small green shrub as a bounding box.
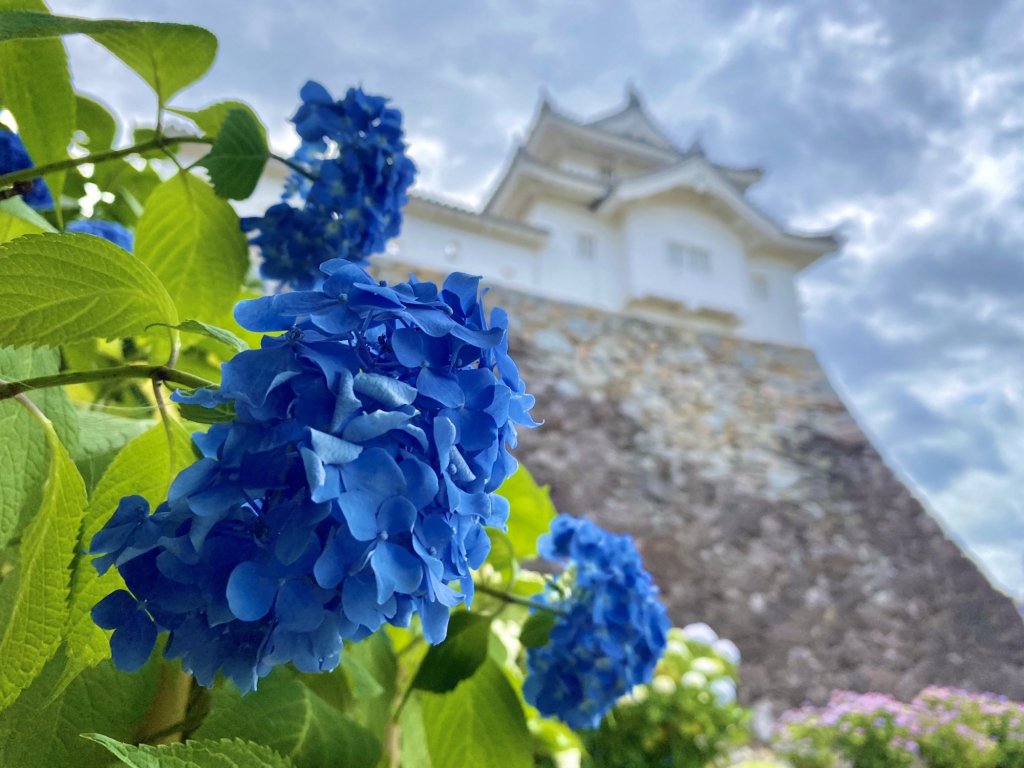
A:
[581,623,750,767]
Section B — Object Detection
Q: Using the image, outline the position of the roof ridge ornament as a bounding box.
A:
[537,85,552,114]
[688,131,705,157]
[625,80,643,108]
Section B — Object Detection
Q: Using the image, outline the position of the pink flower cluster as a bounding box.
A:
[775,687,1024,767]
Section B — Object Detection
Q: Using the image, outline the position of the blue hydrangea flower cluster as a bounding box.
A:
[523,514,670,730]
[91,259,536,692]
[67,219,134,251]
[242,82,416,289]
[0,128,53,210]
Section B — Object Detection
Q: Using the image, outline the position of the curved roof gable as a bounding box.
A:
[477,86,836,266]
[587,86,681,152]
[484,147,611,217]
[527,98,682,166]
[595,155,838,263]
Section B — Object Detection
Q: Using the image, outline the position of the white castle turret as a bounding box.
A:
[392,86,838,347]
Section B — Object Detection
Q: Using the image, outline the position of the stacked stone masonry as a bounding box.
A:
[376,263,1024,712]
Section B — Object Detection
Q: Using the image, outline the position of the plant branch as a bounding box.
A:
[0,376,53,429]
[474,583,564,615]
[0,180,36,201]
[270,152,317,181]
[0,364,214,401]
[151,376,177,448]
[0,135,214,190]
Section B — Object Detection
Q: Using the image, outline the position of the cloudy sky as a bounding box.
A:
[53,0,1024,598]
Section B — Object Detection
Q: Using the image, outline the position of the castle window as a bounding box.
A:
[751,272,770,299]
[667,241,711,273]
[576,232,596,260]
[666,242,685,267]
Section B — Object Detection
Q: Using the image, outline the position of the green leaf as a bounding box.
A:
[168,100,267,140]
[0,346,79,550]
[0,352,53,551]
[497,465,557,559]
[211,289,264,350]
[291,667,352,713]
[69,408,152,492]
[83,735,296,768]
[293,643,388,714]
[0,197,55,243]
[0,232,179,347]
[411,611,493,694]
[344,633,397,742]
[57,422,194,693]
[0,1,75,222]
[483,527,515,588]
[399,697,433,768]
[134,172,248,322]
[341,649,386,700]
[150,320,249,354]
[0,11,218,103]
[176,397,235,425]
[416,660,532,768]
[0,405,87,711]
[74,94,116,150]
[520,610,557,649]
[0,650,160,768]
[194,667,380,768]
[196,108,268,200]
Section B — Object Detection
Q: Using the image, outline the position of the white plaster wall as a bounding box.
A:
[391,198,808,347]
[740,256,805,346]
[523,197,624,309]
[388,212,540,293]
[621,196,750,318]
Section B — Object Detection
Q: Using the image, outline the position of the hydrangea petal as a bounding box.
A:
[372,542,423,602]
[342,409,413,442]
[110,611,158,672]
[416,368,465,408]
[226,561,278,621]
[353,372,417,408]
[92,589,140,630]
[337,490,383,541]
[275,579,325,632]
[378,496,417,534]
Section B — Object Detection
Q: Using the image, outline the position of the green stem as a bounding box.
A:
[0,132,316,193]
[474,583,563,614]
[0,364,214,401]
[0,135,214,190]
[271,152,317,180]
[135,667,199,745]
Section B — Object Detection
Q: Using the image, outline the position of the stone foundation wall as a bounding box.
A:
[377,264,1024,711]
